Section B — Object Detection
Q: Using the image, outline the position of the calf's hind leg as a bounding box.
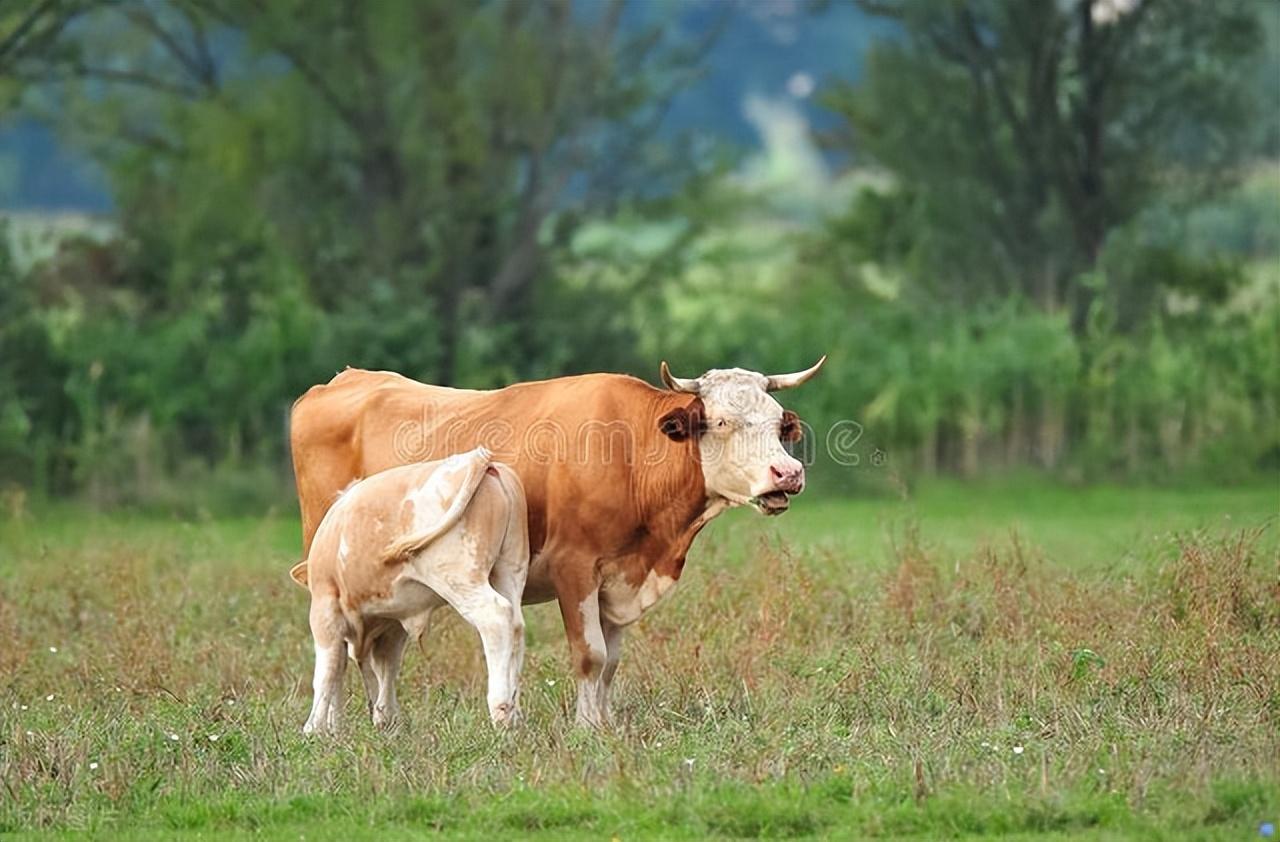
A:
[429,578,522,726]
[303,596,348,735]
[488,553,528,723]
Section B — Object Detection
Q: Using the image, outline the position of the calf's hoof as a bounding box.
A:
[372,704,401,731]
[490,702,522,728]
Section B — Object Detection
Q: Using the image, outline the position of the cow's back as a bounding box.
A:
[291,368,668,558]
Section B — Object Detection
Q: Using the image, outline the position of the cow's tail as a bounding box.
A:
[380,447,494,565]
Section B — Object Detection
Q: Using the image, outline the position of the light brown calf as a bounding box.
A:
[296,446,528,733]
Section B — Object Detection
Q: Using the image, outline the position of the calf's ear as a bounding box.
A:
[658,398,705,442]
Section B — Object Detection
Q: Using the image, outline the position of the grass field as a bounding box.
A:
[1,480,1277,839]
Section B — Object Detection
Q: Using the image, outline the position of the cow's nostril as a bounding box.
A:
[770,465,784,480]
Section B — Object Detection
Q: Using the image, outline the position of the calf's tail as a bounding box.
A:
[380,446,494,565]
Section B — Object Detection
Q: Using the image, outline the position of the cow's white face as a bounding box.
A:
[659,360,823,516]
[696,369,804,514]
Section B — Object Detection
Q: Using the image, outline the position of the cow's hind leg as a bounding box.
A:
[304,596,348,735]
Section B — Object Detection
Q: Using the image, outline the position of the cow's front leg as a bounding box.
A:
[555,579,609,728]
[597,619,625,720]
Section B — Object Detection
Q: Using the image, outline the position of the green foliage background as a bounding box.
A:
[0,0,1277,509]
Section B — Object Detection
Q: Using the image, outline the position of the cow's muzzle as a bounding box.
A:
[751,491,792,516]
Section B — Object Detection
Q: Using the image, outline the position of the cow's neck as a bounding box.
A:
[633,392,729,579]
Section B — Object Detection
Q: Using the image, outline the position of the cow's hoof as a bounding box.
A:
[573,703,615,731]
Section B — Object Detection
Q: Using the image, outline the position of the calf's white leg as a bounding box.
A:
[431,579,522,726]
[303,596,347,735]
[369,625,409,729]
[489,552,528,722]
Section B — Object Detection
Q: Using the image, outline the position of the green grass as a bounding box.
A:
[1,480,1277,839]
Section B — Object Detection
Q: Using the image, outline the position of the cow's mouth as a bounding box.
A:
[751,491,791,516]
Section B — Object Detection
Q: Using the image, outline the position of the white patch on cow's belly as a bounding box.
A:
[600,569,678,626]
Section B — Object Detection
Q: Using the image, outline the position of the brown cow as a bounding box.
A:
[290,358,824,726]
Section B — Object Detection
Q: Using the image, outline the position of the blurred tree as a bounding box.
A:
[14,0,724,385]
[0,2,80,71]
[827,0,1264,332]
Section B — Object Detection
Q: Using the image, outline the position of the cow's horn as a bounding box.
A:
[660,361,701,393]
[765,355,827,392]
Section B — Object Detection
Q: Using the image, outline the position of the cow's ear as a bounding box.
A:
[780,410,803,443]
[659,398,705,442]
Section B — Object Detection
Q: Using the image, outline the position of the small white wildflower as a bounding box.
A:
[1012,745,1024,755]
[168,733,180,742]
[49,647,58,654]
[1097,768,1106,775]
[208,734,220,742]
[20,704,28,711]
[45,694,54,702]
[655,741,663,749]
[683,757,695,769]
[980,740,992,749]
[25,730,33,737]
[89,762,99,771]
[225,699,235,705]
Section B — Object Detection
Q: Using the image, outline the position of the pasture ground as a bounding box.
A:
[1,480,1277,840]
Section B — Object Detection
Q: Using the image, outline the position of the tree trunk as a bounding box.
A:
[1006,384,1027,466]
[1037,397,1064,470]
[919,422,938,476]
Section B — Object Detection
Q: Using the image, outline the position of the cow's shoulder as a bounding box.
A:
[293,368,411,419]
[314,367,414,397]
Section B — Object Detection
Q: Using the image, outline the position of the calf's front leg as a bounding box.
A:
[368,625,409,729]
